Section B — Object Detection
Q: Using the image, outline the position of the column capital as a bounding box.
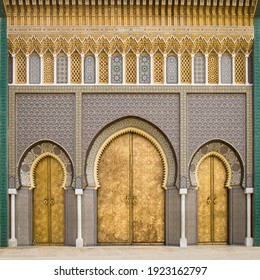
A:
[179,188,188,195]
[163,53,167,58]
[218,53,222,58]
[75,189,83,195]
[205,53,209,58]
[191,53,195,58]
[8,188,17,195]
[244,187,254,194]
[81,53,85,58]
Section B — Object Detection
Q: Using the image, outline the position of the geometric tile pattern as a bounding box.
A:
[18,141,73,188]
[83,93,180,187]
[221,53,232,84]
[29,52,40,84]
[166,55,178,84]
[57,54,68,84]
[139,53,151,84]
[85,117,177,189]
[84,55,95,84]
[187,93,246,187]
[111,53,123,84]
[189,140,243,188]
[194,53,205,84]
[16,93,76,177]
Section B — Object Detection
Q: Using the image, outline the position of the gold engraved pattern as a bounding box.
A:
[97,134,130,243]
[97,133,164,244]
[33,156,65,245]
[132,134,164,243]
[34,157,49,244]
[198,156,228,244]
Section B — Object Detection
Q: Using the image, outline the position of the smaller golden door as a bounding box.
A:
[197,156,228,244]
[33,156,65,245]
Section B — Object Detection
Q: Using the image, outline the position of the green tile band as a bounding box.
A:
[254,3,260,246]
[0,0,8,247]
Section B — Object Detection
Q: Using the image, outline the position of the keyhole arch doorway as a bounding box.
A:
[96,129,166,244]
[196,152,231,244]
[31,153,66,245]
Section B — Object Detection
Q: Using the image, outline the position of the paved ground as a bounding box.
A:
[0,245,260,260]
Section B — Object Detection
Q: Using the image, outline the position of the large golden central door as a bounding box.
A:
[33,156,65,245]
[98,133,164,244]
[197,156,228,244]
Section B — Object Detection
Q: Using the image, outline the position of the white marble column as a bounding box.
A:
[8,188,17,247]
[40,53,44,84]
[191,53,195,85]
[245,54,249,85]
[218,53,222,84]
[108,54,112,84]
[136,54,140,84]
[177,53,181,84]
[150,53,153,84]
[205,53,208,85]
[81,53,85,85]
[53,53,57,84]
[122,53,126,84]
[179,188,187,247]
[232,53,236,84]
[26,54,29,84]
[67,53,71,84]
[95,53,98,84]
[244,187,254,246]
[75,189,84,247]
[163,53,167,84]
[12,54,15,84]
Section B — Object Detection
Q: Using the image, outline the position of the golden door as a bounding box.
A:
[97,133,164,244]
[33,156,65,245]
[197,156,228,244]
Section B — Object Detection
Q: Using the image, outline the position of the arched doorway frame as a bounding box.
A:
[16,140,74,246]
[189,139,245,245]
[86,116,177,189]
[85,117,177,245]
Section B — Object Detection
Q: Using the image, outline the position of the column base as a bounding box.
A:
[245,237,254,247]
[76,238,84,247]
[180,238,187,247]
[8,238,17,247]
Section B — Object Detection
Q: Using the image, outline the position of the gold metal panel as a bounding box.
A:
[213,157,228,243]
[33,156,65,245]
[132,134,164,243]
[33,157,49,244]
[50,157,65,244]
[197,157,211,243]
[197,156,228,244]
[97,134,130,243]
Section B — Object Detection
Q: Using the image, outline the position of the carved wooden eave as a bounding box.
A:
[3,0,258,28]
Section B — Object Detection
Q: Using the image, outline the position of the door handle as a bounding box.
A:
[43,198,48,205]
[206,196,211,205]
[125,195,130,205]
[132,196,137,206]
[50,198,55,205]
